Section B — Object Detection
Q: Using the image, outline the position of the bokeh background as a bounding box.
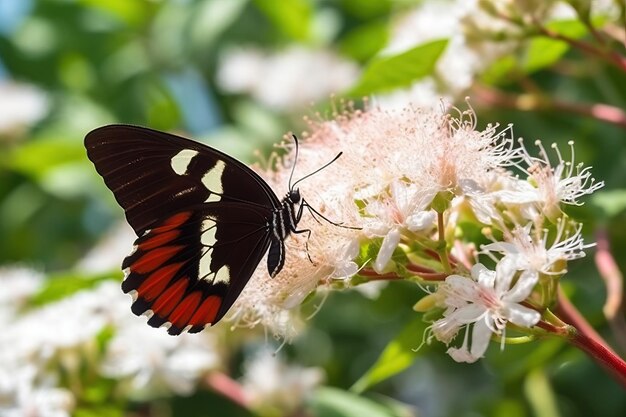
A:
[1,0,626,416]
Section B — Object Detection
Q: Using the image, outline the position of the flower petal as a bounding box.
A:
[505,304,541,328]
[469,318,492,360]
[373,228,401,273]
[503,269,538,303]
[472,263,495,288]
[406,211,436,231]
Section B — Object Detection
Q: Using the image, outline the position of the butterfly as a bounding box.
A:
[85,125,340,335]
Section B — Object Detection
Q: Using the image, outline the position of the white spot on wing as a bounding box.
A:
[123,267,131,279]
[199,248,213,281]
[202,160,226,201]
[214,265,230,284]
[142,309,154,319]
[171,149,199,175]
[128,289,138,301]
[201,218,217,246]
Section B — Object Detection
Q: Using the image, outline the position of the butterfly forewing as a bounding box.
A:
[85,125,286,334]
[85,125,280,235]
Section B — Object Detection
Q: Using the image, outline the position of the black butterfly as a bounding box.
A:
[85,125,341,335]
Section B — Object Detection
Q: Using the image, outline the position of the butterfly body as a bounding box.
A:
[85,125,306,335]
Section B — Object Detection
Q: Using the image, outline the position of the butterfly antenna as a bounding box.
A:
[287,134,299,191]
[291,151,343,190]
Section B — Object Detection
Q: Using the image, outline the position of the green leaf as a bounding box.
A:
[189,0,249,50]
[30,272,121,307]
[348,39,448,96]
[310,387,403,417]
[351,316,426,393]
[8,137,85,179]
[523,20,588,73]
[591,189,626,217]
[339,20,389,62]
[78,0,150,26]
[481,55,517,85]
[253,0,312,41]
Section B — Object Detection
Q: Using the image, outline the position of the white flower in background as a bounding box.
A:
[433,261,541,363]
[497,140,604,220]
[0,81,48,135]
[101,320,220,398]
[240,349,324,414]
[77,222,136,273]
[0,278,223,405]
[0,365,74,417]
[0,282,122,368]
[0,266,43,322]
[374,0,491,108]
[216,45,359,110]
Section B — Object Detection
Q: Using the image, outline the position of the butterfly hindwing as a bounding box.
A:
[122,203,273,335]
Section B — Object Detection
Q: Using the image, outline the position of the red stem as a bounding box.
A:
[536,318,626,388]
[568,327,626,389]
[555,288,613,353]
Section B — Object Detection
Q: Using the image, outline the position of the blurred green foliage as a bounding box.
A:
[1,0,626,416]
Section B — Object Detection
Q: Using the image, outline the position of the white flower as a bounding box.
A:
[0,266,43,323]
[0,81,49,135]
[482,221,592,277]
[240,349,324,414]
[77,222,136,273]
[363,180,436,273]
[0,364,74,417]
[101,320,220,398]
[433,261,541,363]
[216,46,358,111]
[498,140,604,220]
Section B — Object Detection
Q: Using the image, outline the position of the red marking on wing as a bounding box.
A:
[132,246,183,274]
[137,262,185,301]
[152,211,192,233]
[151,278,188,316]
[139,229,181,251]
[189,295,222,326]
[169,291,202,329]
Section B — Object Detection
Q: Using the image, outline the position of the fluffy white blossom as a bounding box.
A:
[433,261,541,363]
[77,222,136,273]
[0,81,48,136]
[0,280,223,407]
[0,266,43,323]
[240,349,324,414]
[216,45,358,110]
[101,320,220,398]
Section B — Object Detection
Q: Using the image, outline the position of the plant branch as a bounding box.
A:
[536,23,626,73]
[473,85,626,130]
[594,228,626,353]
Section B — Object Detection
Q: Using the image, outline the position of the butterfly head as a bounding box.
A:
[288,188,301,205]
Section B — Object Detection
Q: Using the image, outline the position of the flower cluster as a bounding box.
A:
[0,274,221,415]
[375,0,620,108]
[229,101,602,363]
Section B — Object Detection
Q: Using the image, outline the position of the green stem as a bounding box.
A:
[436,212,452,273]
